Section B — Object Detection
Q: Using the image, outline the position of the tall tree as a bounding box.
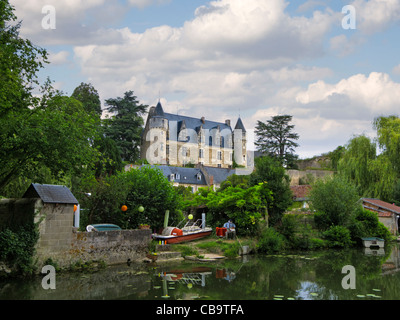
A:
[255,115,299,168]
[0,0,48,117]
[71,82,102,117]
[103,91,148,162]
[249,156,292,226]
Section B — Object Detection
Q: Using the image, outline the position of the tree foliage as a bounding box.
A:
[249,156,293,226]
[255,115,299,168]
[0,1,48,117]
[103,91,148,162]
[184,183,268,236]
[338,116,400,201]
[79,166,182,230]
[71,82,102,117]
[310,175,360,230]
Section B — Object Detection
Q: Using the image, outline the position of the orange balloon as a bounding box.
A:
[74,205,78,212]
[121,205,128,212]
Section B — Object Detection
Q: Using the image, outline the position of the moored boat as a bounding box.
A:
[152,212,212,244]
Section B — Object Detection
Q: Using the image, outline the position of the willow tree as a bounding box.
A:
[338,116,400,201]
[338,135,377,196]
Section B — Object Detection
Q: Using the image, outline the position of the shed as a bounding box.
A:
[361,198,400,235]
[22,183,79,256]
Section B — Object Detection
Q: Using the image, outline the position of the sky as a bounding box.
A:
[9,0,400,159]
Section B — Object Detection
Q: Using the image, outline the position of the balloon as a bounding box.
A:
[121,205,128,212]
[74,205,78,212]
[138,206,144,212]
[188,214,193,220]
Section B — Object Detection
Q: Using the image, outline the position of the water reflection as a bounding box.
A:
[3,244,400,300]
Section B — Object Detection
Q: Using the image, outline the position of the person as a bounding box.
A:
[223,219,236,239]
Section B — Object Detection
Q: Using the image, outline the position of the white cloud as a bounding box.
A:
[351,0,400,34]
[48,50,70,65]
[296,72,400,115]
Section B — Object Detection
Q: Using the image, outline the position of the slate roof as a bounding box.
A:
[234,117,246,132]
[200,166,236,184]
[153,102,233,138]
[148,165,207,186]
[362,198,400,217]
[164,113,232,133]
[23,183,78,204]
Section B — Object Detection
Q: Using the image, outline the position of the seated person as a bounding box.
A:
[223,219,236,239]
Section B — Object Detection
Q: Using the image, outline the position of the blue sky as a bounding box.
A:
[10,0,400,158]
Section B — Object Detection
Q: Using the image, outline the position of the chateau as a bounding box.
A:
[140,101,247,169]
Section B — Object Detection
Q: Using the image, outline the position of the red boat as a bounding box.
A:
[152,213,212,244]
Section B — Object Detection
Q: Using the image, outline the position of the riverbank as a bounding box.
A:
[150,236,257,262]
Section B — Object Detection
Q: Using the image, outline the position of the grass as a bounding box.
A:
[172,236,256,258]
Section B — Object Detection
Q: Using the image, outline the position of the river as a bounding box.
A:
[2,243,400,300]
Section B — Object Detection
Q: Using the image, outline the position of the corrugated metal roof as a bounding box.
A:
[23,183,78,204]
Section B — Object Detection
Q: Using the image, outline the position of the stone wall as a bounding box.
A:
[64,229,152,267]
[1,197,152,270]
[35,202,76,260]
[287,169,334,186]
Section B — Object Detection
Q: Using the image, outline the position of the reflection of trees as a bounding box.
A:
[148,246,398,300]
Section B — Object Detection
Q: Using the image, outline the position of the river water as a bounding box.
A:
[2,244,400,300]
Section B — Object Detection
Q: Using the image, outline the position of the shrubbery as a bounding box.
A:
[0,225,39,276]
[322,225,353,248]
[256,227,286,254]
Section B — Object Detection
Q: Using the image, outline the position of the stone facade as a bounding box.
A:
[140,101,247,168]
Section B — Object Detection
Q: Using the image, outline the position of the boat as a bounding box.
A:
[86,224,122,232]
[152,212,212,244]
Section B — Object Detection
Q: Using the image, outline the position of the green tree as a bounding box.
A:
[249,156,292,226]
[0,0,48,117]
[81,166,182,230]
[103,91,148,162]
[338,131,397,202]
[0,91,100,195]
[309,175,360,230]
[255,115,299,168]
[337,135,377,196]
[71,82,102,117]
[205,183,266,235]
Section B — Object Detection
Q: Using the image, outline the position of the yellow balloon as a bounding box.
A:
[188,214,193,220]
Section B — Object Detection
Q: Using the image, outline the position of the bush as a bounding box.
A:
[256,227,286,254]
[348,207,391,243]
[0,225,39,276]
[323,225,353,248]
[310,175,360,230]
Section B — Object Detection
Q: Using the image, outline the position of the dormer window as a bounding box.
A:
[197,173,202,181]
[170,174,174,181]
[176,173,180,180]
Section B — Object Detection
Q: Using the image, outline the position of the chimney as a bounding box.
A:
[210,175,214,185]
[201,116,205,124]
[225,119,231,127]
